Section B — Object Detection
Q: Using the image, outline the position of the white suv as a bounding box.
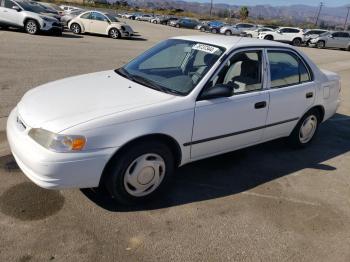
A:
[0,0,62,35]
[259,27,304,46]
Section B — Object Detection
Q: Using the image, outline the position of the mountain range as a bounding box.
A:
[120,0,350,26]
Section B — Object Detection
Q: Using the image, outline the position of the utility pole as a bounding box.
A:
[315,2,323,26]
[209,0,213,17]
[344,6,350,31]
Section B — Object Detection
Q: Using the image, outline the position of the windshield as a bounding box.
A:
[105,14,119,22]
[117,39,225,95]
[16,1,47,13]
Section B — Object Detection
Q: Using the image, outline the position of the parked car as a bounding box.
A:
[309,31,350,50]
[151,16,177,25]
[0,0,63,35]
[172,18,199,29]
[69,11,134,39]
[59,5,82,14]
[61,9,84,27]
[196,21,224,33]
[7,35,340,205]
[35,2,64,16]
[220,23,256,36]
[207,21,225,34]
[302,29,328,45]
[259,27,305,46]
[168,18,179,26]
[135,14,153,22]
[242,27,274,38]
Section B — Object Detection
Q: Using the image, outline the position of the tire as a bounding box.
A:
[317,40,325,49]
[264,35,273,40]
[211,28,218,34]
[225,30,232,36]
[104,140,175,205]
[24,19,38,35]
[200,27,205,32]
[287,109,320,148]
[346,46,350,51]
[109,28,120,39]
[292,38,302,46]
[246,34,252,38]
[175,24,180,28]
[70,23,81,34]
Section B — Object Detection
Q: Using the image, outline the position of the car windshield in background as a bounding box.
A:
[17,1,47,13]
[105,14,119,22]
[117,39,225,95]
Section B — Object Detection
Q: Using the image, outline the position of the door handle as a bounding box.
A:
[255,101,267,109]
[306,92,314,98]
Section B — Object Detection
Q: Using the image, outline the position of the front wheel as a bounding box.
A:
[264,35,273,40]
[175,24,180,28]
[104,141,175,205]
[211,28,218,34]
[109,28,121,39]
[292,38,302,46]
[70,23,81,34]
[25,20,38,35]
[287,109,320,148]
[317,40,325,49]
[225,30,232,36]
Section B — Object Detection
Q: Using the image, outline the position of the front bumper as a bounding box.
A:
[41,21,63,32]
[6,108,117,189]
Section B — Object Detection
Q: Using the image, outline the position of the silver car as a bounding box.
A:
[309,31,350,50]
[220,23,257,36]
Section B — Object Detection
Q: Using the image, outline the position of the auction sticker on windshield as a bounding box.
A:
[192,43,219,54]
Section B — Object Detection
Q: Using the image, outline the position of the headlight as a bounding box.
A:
[28,128,86,152]
[41,16,51,22]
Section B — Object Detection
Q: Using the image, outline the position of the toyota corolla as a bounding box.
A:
[7,36,340,205]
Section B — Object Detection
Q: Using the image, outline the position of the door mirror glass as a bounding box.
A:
[200,84,232,100]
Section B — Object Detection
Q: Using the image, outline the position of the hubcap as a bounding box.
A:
[26,21,36,34]
[72,24,79,34]
[299,115,317,143]
[123,153,166,197]
[110,29,118,38]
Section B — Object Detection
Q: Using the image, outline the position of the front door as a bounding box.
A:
[89,12,109,35]
[190,49,269,159]
[0,0,22,27]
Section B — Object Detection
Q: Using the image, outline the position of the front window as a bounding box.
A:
[117,39,225,95]
[14,0,47,13]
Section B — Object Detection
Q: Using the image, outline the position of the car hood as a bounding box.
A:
[17,70,175,133]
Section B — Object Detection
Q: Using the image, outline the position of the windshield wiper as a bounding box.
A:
[115,67,134,81]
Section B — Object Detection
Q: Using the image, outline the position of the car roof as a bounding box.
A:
[172,35,291,50]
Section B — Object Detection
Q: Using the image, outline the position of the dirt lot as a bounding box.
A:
[0,19,350,262]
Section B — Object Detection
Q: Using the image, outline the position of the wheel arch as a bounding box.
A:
[99,133,182,186]
[69,20,85,33]
[23,17,41,29]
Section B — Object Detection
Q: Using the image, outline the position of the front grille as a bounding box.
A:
[52,22,62,27]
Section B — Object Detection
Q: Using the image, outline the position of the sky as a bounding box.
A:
[190,0,350,7]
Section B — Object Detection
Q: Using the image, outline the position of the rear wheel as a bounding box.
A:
[109,28,120,39]
[246,34,252,38]
[104,141,175,205]
[70,23,81,34]
[25,20,38,35]
[287,109,320,148]
[175,24,180,28]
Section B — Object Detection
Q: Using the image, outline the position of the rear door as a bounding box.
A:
[327,32,342,48]
[263,49,316,141]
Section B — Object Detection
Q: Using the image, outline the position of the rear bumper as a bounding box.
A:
[6,108,117,189]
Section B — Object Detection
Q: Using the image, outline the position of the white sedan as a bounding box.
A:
[69,11,134,39]
[7,36,340,205]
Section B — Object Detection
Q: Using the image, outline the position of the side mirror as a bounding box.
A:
[200,84,232,100]
[12,5,20,11]
[328,35,334,38]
